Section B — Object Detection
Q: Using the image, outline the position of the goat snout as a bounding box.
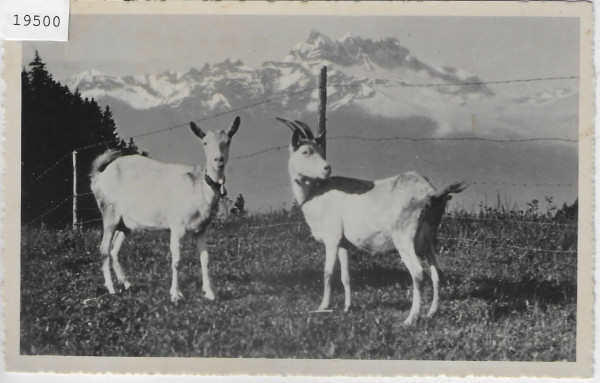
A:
[214,156,225,166]
[324,164,332,177]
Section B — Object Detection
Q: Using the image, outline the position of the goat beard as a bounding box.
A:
[207,166,225,182]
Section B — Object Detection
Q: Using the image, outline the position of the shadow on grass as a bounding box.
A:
[476,277,573,303]
[256,264,413,291]
[353,265,412,289]
[258,268,321,290]
[445,274,576,319]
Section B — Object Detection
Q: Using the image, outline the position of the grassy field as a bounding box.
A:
[20,205,577,360]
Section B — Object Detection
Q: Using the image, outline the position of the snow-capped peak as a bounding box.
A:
[67,69,121,90]
[67,30,495,113]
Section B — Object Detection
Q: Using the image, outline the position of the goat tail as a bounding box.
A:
[414,181,466,259]
[427,181,467,227]
[89,150,122,180]
[437,181,467,199]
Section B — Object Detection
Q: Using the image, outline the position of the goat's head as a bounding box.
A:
[190,116,240,181]
[276,118,331,185]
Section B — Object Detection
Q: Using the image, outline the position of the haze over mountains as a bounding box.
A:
[68,30,498,114]
[65,30,578,210]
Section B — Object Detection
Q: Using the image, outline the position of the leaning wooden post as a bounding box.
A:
[72,150,78,230]
[317,66,327,158]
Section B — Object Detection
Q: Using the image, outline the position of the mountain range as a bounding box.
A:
[64,30,578,210]
[68,30,497,118]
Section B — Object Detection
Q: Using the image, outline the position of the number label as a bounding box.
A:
[2,0,69,41]
[13,14,61,28]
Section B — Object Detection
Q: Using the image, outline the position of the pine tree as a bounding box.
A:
[28,51,48,93]
[21,53,145,227]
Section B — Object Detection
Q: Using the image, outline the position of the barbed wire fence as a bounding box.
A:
[21,74,579,256]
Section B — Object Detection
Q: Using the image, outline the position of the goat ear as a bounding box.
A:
[291,129,303,151]
[227,116,241,138]
[190,121,206,139]
[315,129,326,145]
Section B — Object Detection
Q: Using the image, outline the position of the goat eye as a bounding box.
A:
[301,150,308,155]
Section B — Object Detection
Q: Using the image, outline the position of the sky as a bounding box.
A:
[24,15,579,84]
[22,14,580,211]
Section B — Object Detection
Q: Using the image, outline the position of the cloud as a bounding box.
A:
[356,81,578,140]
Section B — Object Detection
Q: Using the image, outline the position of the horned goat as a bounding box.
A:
[90,116,241,302]
[277,117,465,324]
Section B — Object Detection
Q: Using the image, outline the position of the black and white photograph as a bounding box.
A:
[2,1,594,377]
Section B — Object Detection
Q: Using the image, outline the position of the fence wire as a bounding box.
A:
[444,215,577,228]
[438,237,576,254]
[22,194,74,226]
[21,74,579,257]
[21,189,578,256]
[22,152,72,192]
[23,74,579,186]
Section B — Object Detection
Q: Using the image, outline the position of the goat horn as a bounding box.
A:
[293,120,314,140]
[276,117,307,138]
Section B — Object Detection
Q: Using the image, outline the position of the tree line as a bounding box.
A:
[21,52,144,227]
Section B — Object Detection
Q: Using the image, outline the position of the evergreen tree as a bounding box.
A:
[101,106,148,156]
[28,51,49,93]
[21,52,145,227]
[103,106,119,144]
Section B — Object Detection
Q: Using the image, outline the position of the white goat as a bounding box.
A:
[277,118,465,324]
[90,116,240,302]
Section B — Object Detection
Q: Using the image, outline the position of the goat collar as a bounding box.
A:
[295,176,376,207]
[205,172,227,198]
[294,177,317,207]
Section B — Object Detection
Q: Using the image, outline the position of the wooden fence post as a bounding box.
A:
[72,150,78,230]
[317,66,327,158]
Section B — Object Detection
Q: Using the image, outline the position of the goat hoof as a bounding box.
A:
[426,310,437,318]
[170,291,184,302]
[403,317,418,326]
[123,282,132,290]
[204,290,215,300]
